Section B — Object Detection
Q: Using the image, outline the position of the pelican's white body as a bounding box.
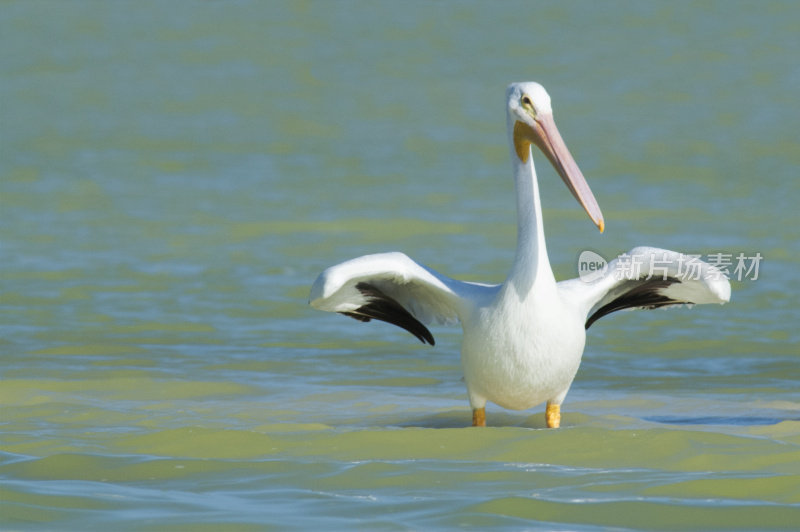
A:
[460,280,585,411]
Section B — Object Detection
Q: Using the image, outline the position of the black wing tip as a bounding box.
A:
[339,283,436,345]
[585,278,685,330]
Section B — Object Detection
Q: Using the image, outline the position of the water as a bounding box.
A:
[2,1,799,529]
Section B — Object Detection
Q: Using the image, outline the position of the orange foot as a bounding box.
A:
[472,407,486,427]
[545,402,561,428]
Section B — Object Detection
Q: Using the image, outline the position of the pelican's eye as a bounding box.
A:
[520,95,535,114]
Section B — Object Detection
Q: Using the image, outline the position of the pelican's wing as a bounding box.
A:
[559,246,731,329]
[309,252,495,345]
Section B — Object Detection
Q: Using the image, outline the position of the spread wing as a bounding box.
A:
[309,252,496,345]
[558,246,731,329]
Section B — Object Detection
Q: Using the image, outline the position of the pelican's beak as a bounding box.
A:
[516,114,605,232]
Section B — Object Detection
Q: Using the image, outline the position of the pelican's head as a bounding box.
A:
[507,82,604,232]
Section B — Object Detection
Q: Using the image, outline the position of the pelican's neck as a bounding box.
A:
[508,143,556,295]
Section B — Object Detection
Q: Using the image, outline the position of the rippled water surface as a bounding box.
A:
[2,1,800,530]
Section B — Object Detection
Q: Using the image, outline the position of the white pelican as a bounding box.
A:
[309,82,730,428]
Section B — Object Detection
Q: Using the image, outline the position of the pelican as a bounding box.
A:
[309,82,730,428]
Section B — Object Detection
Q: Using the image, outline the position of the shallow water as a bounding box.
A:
[2,1,800,530]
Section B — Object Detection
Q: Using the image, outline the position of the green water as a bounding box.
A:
[2,1,799,529]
